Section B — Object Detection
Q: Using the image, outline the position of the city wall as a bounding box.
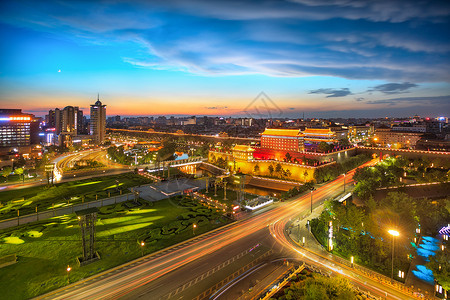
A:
[208,151,317,182]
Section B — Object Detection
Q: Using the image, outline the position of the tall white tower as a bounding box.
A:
[90,94,106,145]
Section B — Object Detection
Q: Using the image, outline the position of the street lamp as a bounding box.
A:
[193,224,197,235]
[140,241,145,256]
[350,256,354,268]
[388,229,400,281]
[66,265,72,283]
[310,187,316,213]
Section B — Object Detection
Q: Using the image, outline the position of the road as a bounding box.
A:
[38,160,419,300]
[54,148,127,178]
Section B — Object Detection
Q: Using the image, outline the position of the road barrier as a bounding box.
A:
[193,250,274,300]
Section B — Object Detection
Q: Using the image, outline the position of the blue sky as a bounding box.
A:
[0,0,449,118]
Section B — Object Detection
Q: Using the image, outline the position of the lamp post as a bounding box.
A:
[140,241,145,257]
[309,187,316,213]
[193,223,197,235]
[388,229,399,281]
[223,182,227,200]
[66,265,72,283]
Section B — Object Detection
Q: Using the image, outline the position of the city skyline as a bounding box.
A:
[1,0,449,118]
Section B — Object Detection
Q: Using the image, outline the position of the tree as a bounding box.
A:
[285,274,356,300]
[285,152,292,162]
[275,163,283,176]
[303,170,309,182]
[318,142,333,153]
[14,167,24,183]
[339,138,350,147]
[253,164,260,174]
[427,246,450,290]
[284,169,292,178]
[2,166,12,181]
[268,164,274,176]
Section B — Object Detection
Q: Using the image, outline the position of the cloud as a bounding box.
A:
[1,0,449,82]
[206,106,228,109]
[368,82,418,94]
[355,97,365,102]
[366,95,450,106]
[309,88,352,97]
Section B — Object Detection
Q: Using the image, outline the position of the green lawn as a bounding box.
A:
[0,196,230,300]
[0,173,154,220]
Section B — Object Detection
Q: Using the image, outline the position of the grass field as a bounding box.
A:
[0,173,154,220]
[0,196,230,300]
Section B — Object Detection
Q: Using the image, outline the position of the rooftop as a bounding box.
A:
[262,128,302,137]
[303,128,333,134]
[232,145,255,152]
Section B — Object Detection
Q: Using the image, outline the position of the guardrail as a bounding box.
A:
[193,250,274,300]
[258,263,305,300]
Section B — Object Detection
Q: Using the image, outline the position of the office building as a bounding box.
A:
[47,106,84,135]
[90,96,106,144]
[0,109,37,149]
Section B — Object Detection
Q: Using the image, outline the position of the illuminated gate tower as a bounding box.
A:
[260,128,304,152]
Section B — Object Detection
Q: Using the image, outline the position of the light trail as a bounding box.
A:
[42,159,414,300]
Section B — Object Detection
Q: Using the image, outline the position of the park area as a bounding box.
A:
[0,195,230,299]
[0,172,154,220]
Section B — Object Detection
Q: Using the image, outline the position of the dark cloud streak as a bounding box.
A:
[368,82,418,94]
[309,88,352,97]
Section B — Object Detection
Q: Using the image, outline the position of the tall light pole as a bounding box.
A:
[193,223,197,235]
[388,229,400,281]
[310,187,316,213]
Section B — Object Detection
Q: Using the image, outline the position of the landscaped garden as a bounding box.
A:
[353,156,450,199]
[0,173,154,220]
[270,268,370,300]
[0,195,230,300]
[310,192,450,280]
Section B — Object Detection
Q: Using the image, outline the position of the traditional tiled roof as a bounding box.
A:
[261,128,302,137]
[303,128,333,135]
[232,145,255,152]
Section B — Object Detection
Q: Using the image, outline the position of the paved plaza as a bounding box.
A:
[131,178,207,201]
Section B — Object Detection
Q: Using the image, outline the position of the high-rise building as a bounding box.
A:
[48,106,83,135]
[90,95,106,144]
[0,109,36,149]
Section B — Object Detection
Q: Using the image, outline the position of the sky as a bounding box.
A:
[0,0,449,118]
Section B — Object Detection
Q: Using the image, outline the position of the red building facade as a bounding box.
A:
[260,128,304,152]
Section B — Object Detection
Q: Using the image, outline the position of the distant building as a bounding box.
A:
[303,128,337,144]
[348,125,373,142]
[391,124,426,133]
[374,128,423,149]
[48,106,84,135]
[90,96,106,145]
